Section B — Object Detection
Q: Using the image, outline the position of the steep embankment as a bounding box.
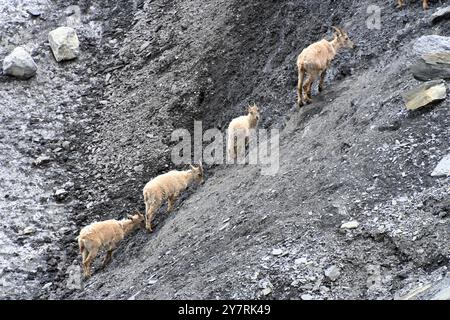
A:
[52,0,448,299]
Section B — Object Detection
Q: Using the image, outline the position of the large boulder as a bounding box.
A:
[413,36,450,57]
[410,52,450,81]
[402,79,447,110]
[48,27,80,62]
[2,47,37,79]
[431,6,450,24]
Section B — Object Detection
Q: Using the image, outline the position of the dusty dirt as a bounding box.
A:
[0,0,449,299]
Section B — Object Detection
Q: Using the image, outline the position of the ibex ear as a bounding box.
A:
[190,164,195,170]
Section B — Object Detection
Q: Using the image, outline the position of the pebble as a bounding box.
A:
[295,257,308,265]
[33,155,51,166]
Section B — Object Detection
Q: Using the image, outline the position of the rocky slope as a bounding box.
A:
[0,0,449,299]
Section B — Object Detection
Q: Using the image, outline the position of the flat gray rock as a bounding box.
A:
[431,6,450,24]
[401,274,450,300]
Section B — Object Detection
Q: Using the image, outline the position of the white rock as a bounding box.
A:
[324,265,341,281]
[48,27,80,62]
[431,6,450,24]
[2,47,37,79]
[261,287,272,296]
[431,154,450,177]
[340,220,359,229]
[219,222,230,231]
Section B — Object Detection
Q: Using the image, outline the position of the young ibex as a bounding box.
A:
[297,27,354,107]
[143,164,204,232]
[397,0,429,10]
[78,213,144,278]
[227,104,260,161]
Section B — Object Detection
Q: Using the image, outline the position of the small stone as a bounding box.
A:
[295,257,308,265]
[23,226,36,235]
[26,8,42,17]
[62,141,71,150]
[324,265,341,282]
[2,47,37,79]
[54,189,68,201]
[139,41,150,52]
[340,220,359,229]
[42,282,52,290]
[271,248,283,256]
[33,155,51,166]
[402,80,447,110]
[431,154,450,177]
[147,279,157,285]
[219,222,230,231]
[48,27,80,62]
[259,279,273,290]
[133,165,144,172]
